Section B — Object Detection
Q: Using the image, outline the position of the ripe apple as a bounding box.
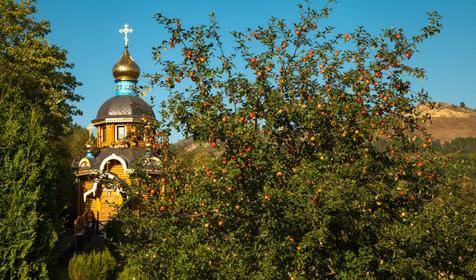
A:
[245,145,253,153]
[263,193,271,201]
[210,141,217,148]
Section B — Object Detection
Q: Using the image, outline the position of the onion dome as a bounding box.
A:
[112,46,140,81]
[93,95,155,122]
[84,139,96,158]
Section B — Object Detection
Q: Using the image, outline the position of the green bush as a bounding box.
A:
[68,249,117,280]
[117,260,150,280]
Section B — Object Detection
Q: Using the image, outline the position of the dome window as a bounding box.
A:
[116,125,126,141]
[101,127,106,142]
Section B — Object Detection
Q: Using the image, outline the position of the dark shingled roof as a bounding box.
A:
[89,147,148,169]
[72,147,161,176]
[75,147,162,174]
[94,95,155,121]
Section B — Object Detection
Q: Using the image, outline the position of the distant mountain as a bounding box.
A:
[419,103,476,143]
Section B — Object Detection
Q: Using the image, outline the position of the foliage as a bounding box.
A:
[0,0,81,135]
[0,89,57,279]
[433,137,476,184]
[112,1,475,278]
[171,138,223,168]
[0,0,81,278]
[61,124,91,160]
[68,249,117,280]
[117,259,149,280]
[434,137,476,154]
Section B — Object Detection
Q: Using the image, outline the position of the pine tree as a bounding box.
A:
[0,0,81,278]
[0,89,56,278]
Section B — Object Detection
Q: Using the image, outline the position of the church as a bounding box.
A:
[73,24,160,236]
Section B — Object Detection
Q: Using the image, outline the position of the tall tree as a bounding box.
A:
[0,0,81,278]
[113,1,475,278]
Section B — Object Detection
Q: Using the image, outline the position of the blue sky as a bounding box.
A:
[36,0,475,141]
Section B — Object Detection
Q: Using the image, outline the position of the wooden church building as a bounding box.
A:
[73,24,159,235]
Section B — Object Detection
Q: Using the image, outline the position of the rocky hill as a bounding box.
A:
[419,103,476,143]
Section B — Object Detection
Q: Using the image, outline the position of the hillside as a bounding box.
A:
[419,103,476,143]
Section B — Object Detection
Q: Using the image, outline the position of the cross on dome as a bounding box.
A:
[119,23,134,46]
[86,123,95,138]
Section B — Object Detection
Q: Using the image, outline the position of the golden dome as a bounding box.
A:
[112,46,140,81]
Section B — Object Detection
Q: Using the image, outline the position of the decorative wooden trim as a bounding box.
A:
[78,158,91,168]
[99,153,128,176]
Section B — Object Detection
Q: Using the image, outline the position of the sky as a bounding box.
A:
[36,0,476,141]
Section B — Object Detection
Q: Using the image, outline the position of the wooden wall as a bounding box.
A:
[80,160,130,223]
[95,123,145,148]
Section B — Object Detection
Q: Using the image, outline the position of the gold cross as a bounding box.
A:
[119,23,134,46]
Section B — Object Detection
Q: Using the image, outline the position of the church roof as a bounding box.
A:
[89,147,148,169]
[92,95,155,123]
[74,147,161,175]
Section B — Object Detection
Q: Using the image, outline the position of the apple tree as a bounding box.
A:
[111,1,475,278]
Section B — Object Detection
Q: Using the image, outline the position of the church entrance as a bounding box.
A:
[99,187,123,222]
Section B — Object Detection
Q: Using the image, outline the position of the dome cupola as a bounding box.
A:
[112,24,140,96]
[92,23,155,126]
[112,46,140,82]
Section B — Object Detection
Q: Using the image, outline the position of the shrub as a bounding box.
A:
[68,249,117,280]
